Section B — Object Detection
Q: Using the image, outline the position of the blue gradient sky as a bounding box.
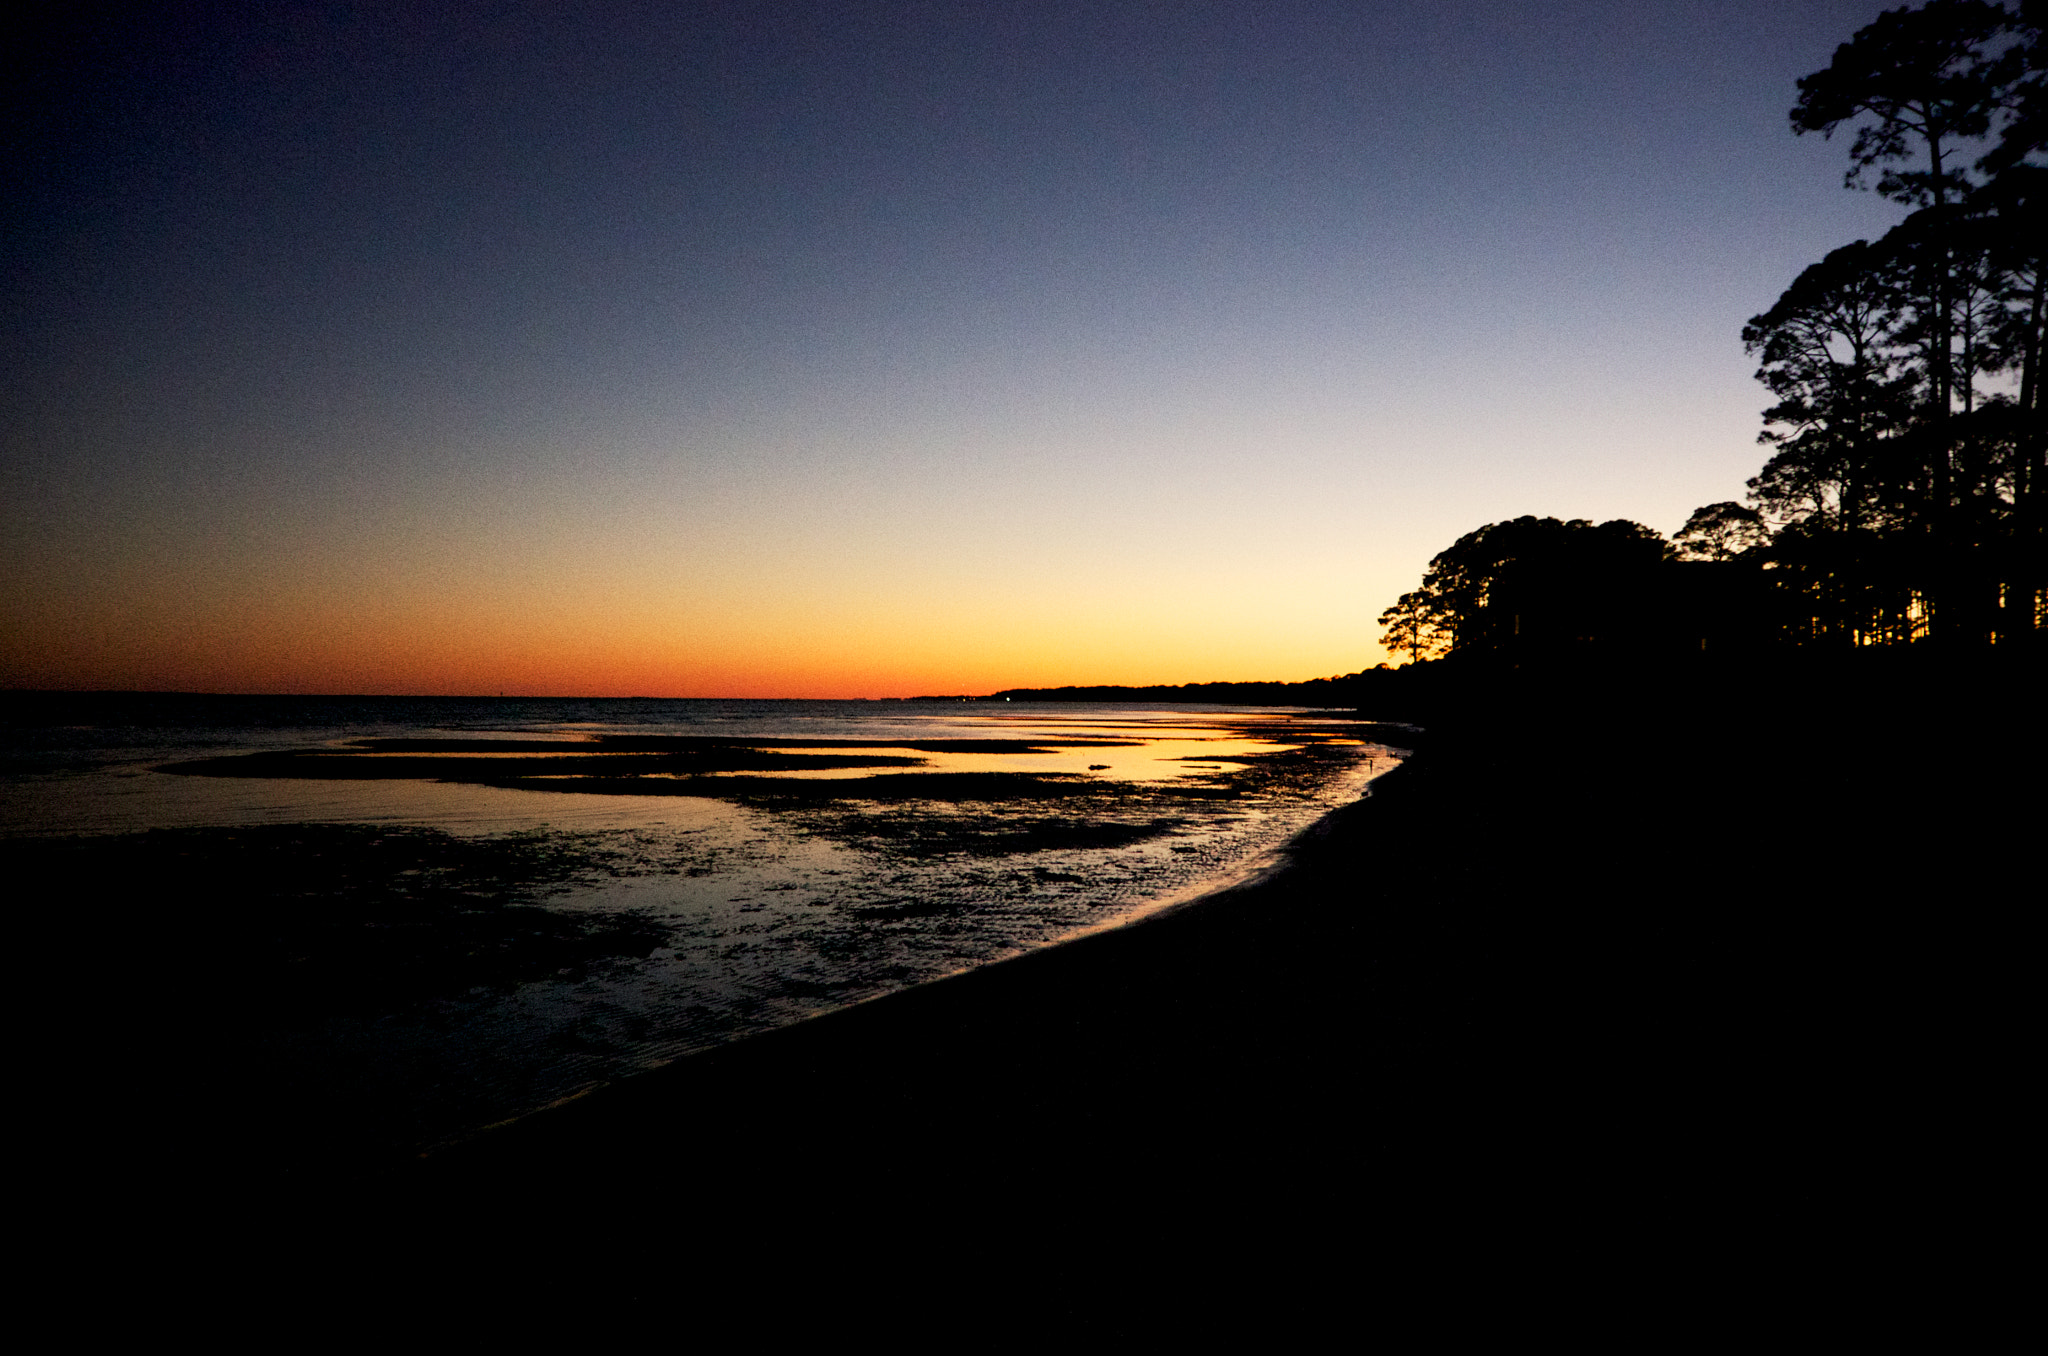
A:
[4,0,1911,695]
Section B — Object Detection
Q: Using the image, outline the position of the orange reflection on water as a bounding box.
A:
[688,734,1297,782]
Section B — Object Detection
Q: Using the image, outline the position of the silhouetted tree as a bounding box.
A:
[1673,503,1772,561]
[1377,517,1669,664]
[1390,4,2045,666]
[1792,0,2015,209]
[1706,0,2046,645]
[1973,50,2047,632]
[1742,240,1918,536]
[1377,585,1455,665]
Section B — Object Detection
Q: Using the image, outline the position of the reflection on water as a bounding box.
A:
[690,734,1294,781]
[4,697,1403,1173]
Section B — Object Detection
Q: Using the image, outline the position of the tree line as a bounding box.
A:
[1382,0,2043,665]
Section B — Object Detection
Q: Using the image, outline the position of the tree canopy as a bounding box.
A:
[1379,3,2041,667]
[1791,0,2018,207]
[1727,0,2042,646]
[1377,517,1668,664]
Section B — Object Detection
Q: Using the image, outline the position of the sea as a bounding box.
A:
[3,693,1402,1177]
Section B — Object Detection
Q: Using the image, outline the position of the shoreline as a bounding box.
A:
[356,745,1458,1205]
[56,654,2031,1296]
[349,750,1408,1173]
[21,703,1398,1200]
[171,743,1407,1191]
[333,662,2038,1239]
[1019,737,1410,948]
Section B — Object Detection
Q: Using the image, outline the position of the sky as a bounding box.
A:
[3,0,1921,697]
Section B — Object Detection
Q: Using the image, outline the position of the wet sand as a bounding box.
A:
[65,660,2032,1309]
[352,658,2035,1261]
[29,707,1393,1214]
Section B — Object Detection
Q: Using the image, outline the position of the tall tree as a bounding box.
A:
[1975,3,2047,635]
[1742,240,1917,536]
[1792,0,2016,210]
[1782,0,2036,641]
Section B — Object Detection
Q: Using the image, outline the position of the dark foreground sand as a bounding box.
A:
[75,655,2030,1312]
[302,656,2033,1267]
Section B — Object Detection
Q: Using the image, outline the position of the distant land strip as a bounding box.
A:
[904,674,1379,705]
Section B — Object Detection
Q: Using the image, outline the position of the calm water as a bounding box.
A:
[4,693,1401,1170]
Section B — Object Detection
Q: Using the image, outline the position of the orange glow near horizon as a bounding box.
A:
[2,618,1389,699]
[1,474,1400,696]
[2,554,1393,699]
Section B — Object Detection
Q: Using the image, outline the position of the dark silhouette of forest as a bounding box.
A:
[1379,0,2042,669]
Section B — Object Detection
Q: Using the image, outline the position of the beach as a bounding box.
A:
[351,652,2037,1262]
[9,698,1402,1196]
[17,658,2035,1304]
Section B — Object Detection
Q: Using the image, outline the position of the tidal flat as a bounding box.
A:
[5,697,1399,1182]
